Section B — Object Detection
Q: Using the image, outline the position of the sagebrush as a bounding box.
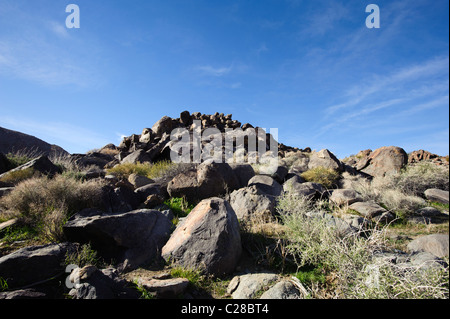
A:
[0,175,105,241]
[276,190,449,299]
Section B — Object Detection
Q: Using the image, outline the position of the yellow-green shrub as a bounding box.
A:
[301,167,340,189]
[106,160,178,180]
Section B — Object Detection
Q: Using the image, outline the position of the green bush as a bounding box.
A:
[164,197,194,223]
[301,167,340,189]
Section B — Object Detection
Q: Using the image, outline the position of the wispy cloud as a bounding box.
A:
[324,56,449,117]
[0,3,101,88]
[301,1,351,37]
[47,20,70,38]
[196,65,232,77]
[314,55,449,140]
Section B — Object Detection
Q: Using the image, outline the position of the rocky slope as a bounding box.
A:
[0,111,448,299]
[0,126,68,158]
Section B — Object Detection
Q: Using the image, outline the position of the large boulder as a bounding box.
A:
[229,186,277,220]
[179,110,192,127]
[128,173,154,189]
[247,175,282,196]
[288,153,310,175]
[166,169,198,201]
[348,201,387,219]
[69,152,113,169]
[68,266,139,299]
[308,149,343,172]
[408,150,440,164]
[349,201,395,223]
[260,280,303,299]
[136,277,190,298]
[121,149,152,164]
[196,161,240,195]
[408,207,449,224]
[152,116,173,138]
[283,177,326,199]
[167,162,239,202]
[134,183,165,202]
[0,243,76,289]
[100,185,140,214]
[139,128,153,144]
[424,189,449,205]
[360,146,408,177]
[161,198,242,276]
[329,189,363,206]
[229,164,255,189]
[63,209,172,271]
[227,273,279,299]
[407,234,449,258]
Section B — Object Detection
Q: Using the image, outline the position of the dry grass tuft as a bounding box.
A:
[0,175,105,241]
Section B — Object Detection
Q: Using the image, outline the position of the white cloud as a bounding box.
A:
[196,65,232,77]
[48,20,69,38]
[0,3,101,88]
[324,56,449,117]
[302,1,350,37]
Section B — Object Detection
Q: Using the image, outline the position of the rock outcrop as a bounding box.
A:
[0,112,448,300]
[63,209,172,271]
[162,198,242,276]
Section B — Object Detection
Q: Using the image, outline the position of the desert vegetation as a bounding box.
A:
[0,112,448,300]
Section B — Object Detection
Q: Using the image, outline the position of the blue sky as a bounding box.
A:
[0,0,448,158]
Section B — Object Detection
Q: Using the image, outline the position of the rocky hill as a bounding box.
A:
[0,111,448,300]
[0,126,68,158]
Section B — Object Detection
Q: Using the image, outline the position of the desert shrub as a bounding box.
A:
[349,256,449,299]
[277,191,380,276]
[65,243,100,268]
[351,176,426,217]
[0,175,105,241]
[6,148,42,168]
[49,154,83,174]
[106,162,152,179]
[276,190,448,298]
[377,189,426,218]
[106,160,179,180]
[301,166,340,188]
[393,162,449,196]
[0,168,40,184]
[148,160,180,179]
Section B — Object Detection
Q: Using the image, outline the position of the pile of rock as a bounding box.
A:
[0,113,448,300]
[116,111,307,165]
[408,150,449,166]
